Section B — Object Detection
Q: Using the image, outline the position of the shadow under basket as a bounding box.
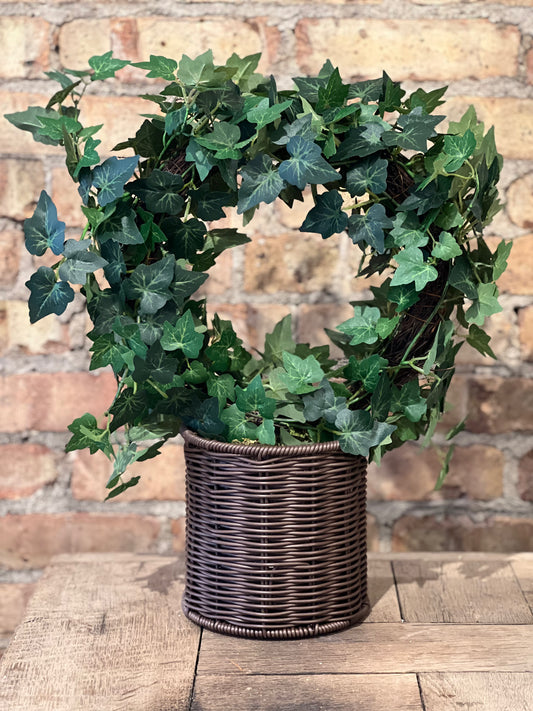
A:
[182,429,371,639]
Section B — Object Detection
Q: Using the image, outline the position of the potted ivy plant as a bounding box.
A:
[6,50,508,639]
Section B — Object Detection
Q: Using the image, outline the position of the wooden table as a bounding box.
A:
[0,552,532,710]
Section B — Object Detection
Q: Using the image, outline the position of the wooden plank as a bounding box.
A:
[192,673,423,711]
[393,558,533,624]
[367,558,402,622]
[419,672,533,711]
[512,556,533,611]
[0,553,201,711]
[198,623,533,675]
[370,553,533,563]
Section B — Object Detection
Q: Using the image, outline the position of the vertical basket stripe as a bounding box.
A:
[182,430,370,639]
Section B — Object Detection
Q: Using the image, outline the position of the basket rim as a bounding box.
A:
[181,428,365,461]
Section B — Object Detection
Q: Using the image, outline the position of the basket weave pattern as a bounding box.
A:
[182,430,370,639]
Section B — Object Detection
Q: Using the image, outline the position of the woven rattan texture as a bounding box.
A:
[182,431,370,639]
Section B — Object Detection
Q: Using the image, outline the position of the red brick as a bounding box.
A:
[368,443,504,501]
[0,16,50,79]
[51,167,85,228]
[0,373,117,433]
[0,444,57,499]
[0,228,21,288]
[0,513,160,569]
[58,19,110,70]
[206,302,290,352]
[467,377,533,434]
[442,97,533,160]
[71,444,186,501]
[491,235,533,296]
[136,17,279,74]
[436,375,468,433]
[527,47,533,85]
[518,450,533,501]
[297,302,353,356]
[392,514,533,552]
[367,514,380,552]
[0,159,45,221]
[244,232,341,295]
[171,518,186,553]
[519,306,533,362]
[0,301,70,356]
[0,583,36,634]
[296,19,520,82]
[81,94,154,156]
[457,311,514,366]
[198,250,234,297]
[507,173,533,230]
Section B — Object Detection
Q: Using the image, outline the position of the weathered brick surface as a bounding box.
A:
[519,306,533,361]
[297,302,353,353]
[442,97,533,160]
[71,444,186,501]
[507,173,533,230]
[296,19,520,81]
[136,17,279,72]
[1,92,61,156]
[78,95,153,156]
[0,159,44,221]
[368,444,504,502]
[171,518,186,552]
[0,373,117,432]
[0,583,36,634]
[392,515,533,552]
[244,232,341,295]
[467,377,533,434]
[412,0,533,4]
[51,167,86,228]
[58,19,110,70]
[0,301,70,355]
[0,513,161,569]
[518,450,533,501]
[0,228,21,288]
[0,444,57,498]
[0,16,50,79]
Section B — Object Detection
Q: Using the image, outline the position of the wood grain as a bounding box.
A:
[393,558,533,623]
[419,672,533,711]
[0,554,201,711]
[366,558,402,622]
[197,623,533,675]
[191,673,423,710]
[512,556,533,612]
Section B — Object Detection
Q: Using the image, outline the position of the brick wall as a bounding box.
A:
[1,0,532,651]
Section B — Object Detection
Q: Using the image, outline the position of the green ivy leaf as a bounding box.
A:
[263,314,296,366]
[371,372,393,420]
[203,228,250,255]
[316,67,348,111]
[279,136,340,190]
[407,86,447,114]
[89,333,128,372]
[132,55,178,81]
[389,212,428,249]
[466,324,496,359]
[36,114,82,142]
[160,310,204,358]
[92,156,139,207]
[337,305,381,346]
[346,156,388,197]
[449,256,478,299]
[246,97,293,130]
[279,351,325,395]
[109,387,149,431]
[220,403,257,441]
[300,190,348,239]
[274,114,316,146]
[89,51,130,81]
[58,239,108,284]
[195,121,243,159]
[66,413,111,456]
[191,183,235,221]
[431,231,462,260]
[336,409,396,457]
[443,129,476,172]
[237,153,284,213]
[184,397,226,437]
[389,284,420,312]
[344,354,389,392]
[24,191,65,256]
[465,282,502,326]
[74,136,100,178]
[133,342,177,385]
[348,204,393,254]
[4,106,60,146]
[162,217,205,259]
[492,240,512,281]
[235,374,276,418]
[185,137,216,181]
[96,206,144,245]
[171,265,208,308]
[333,124,389,162]
[382,107,443,152]
[391,380,427,422]
[26,267,75,323]
[257,418,276,445]
[177,50,217,86]
[391,247,439,290]
[123,255,175,314]
[302,380,346,423]
[128,169,184,214]
[207,373,236,406]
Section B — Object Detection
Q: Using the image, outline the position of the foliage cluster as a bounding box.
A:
[6,51,508,497]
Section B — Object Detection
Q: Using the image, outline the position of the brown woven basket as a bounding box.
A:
[182,429,370,639]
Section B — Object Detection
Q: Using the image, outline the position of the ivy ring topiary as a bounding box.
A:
[5,50,509,498]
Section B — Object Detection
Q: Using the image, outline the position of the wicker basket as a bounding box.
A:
[182,429,370,639]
